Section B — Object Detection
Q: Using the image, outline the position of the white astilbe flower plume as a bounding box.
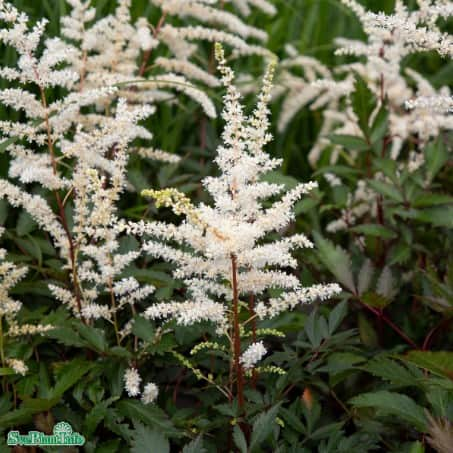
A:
[124,367,142,397]
[121,44,340,335]
[276,2,453,166]
[240,341,267,370]
[141,382,159,404]
[0,3,158,332]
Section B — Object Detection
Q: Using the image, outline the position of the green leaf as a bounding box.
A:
[52,358,96,398]
[314,165,361,180]
[314,232,355,293]
[45,325,89,348]
[95,440,121,453]
[350,224,396,239]
[357,259,373,295]
[0,408,35,428]
[279,407,305,434]
[75,322,108,352]
[16,211,37,236]
[351,74,376,137]
[0,367,15,376]
[367,180,404,203]
[370,104,389,144]
[309,421,344,441]
[249,403,281,452]
[425,138,448,182]
[131,423,170,453]
[349,390,427,431]
[412,193,453,208]
[328,301,348,334]
[412,207,453,228]
[409,441,425,453]
[318,352,365,375]
[401,351,453,379]
[132,316,155,342]
[261,170,299,189]
[360,357,420,387]
[233,425,248,453]
[358,313,378,348]
[182,436,206,453]
[329,134,369,151]
[388,243,411,266]
[361,292,391,309]
[84,397,119,436]
[0,136,19,153]
[117,400,180,437]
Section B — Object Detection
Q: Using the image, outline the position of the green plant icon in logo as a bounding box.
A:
[53,421,73,435]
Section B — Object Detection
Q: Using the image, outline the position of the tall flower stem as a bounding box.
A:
[138,12,167,77]
[231,254,245,410]
[37,83,85,322]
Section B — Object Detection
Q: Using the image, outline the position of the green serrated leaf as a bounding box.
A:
[401,351,453,379]
[116,400,180,437]
[52,358,96,398]
[351,74,376,137]
[425,138,448,182]
[132,316,155,342]
[350,224,396,239]
[75,322,108,352]
[233,425,248,453]
[370,104,389,144]
[328,301,348,334]
[350,390,427,431]
[131,422,169,453]
[412,193,453,208]
[367,180,404,203]
[182,436,206,453]
[314,232,355,293]
[358,313,378,348]
[249,403,281,452]
[359,357,419,387]
[329,134,369,151]
[84,397,119,436]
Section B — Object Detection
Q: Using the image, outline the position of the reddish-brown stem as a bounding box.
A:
[359,299,418,349]
[231,254,245,410]
[38,86,85,322]
[422,317,452,350]
[138,13,167,77]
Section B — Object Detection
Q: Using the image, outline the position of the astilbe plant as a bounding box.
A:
[0,0,174,405]
[119,43,340,430]
[59,0,274,124]
[277,0,452,168]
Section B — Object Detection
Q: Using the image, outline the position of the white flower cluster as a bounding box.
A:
[0,2,158,336]
[240,341,267,370]
[276,0,453,165]
[129,44,340,336]
[6,358,28,376]
[123,367,159,404]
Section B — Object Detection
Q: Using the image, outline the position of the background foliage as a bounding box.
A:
[0,0,452,452]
